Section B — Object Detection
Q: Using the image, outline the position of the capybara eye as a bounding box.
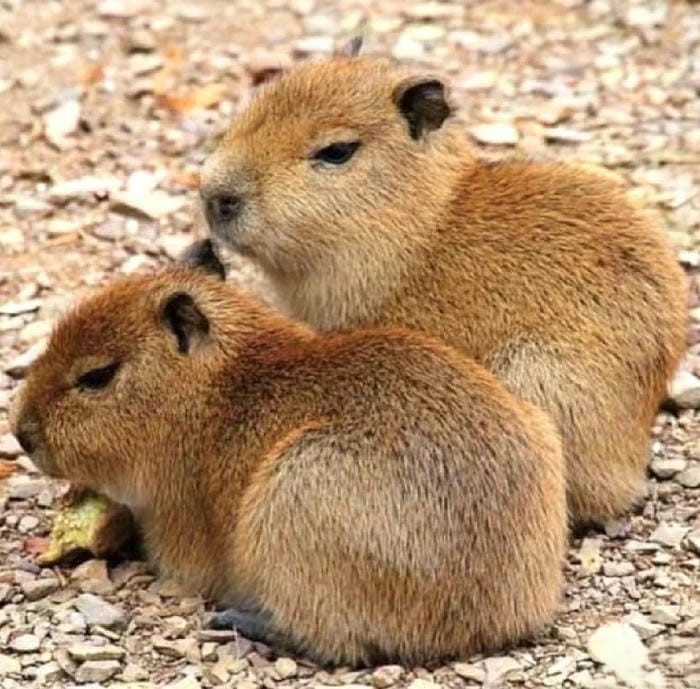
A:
[313,141,360,165]
[76,362,120,391]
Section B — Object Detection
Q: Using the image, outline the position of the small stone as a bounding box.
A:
[587,623,648,684]
[0,298,42,316]
[68,643,125,661]
[35,661,63,684]
[687,529,700,554]
[162,676,201,689]
[603,561,636,577]
[154,637,200,662]
[569,670,593,687]
[74,659,121,683]
[75,593,128,629]
[43,100,81,148]
[294,36,335,55]
[10,633,41,652]
[197,629,239,643]
[274,657,298,679]
[201,642,218,662]
[371,665,404,687]
[483,656,522,685]
[129,53,163,75]
[649,457,687,479]
[160,234,193,261]
[650,605,681,625]
[0,433,22,458]
[547,656,576,676]
[625,540,659,553]
[470,122,519,146]
[8,477,49,500]
[120,663,150,682]
[677,466,700,488]
[205,661,230,685]
[543,126,592,143]
[21,576,59,600]
[400,23,446,42]
[625,612,664,640]
[48,176,120,200]
[110,190,185,220]
[649,523,691,548]
[18,514,39,533]
[407,680,440,689]
[5,340,48,378]
[668,370,700,409]
[0,654,21,676]
[71,560,115,595]
[19,320,53,344]
[452,662,485,682]
[98,0,139,18]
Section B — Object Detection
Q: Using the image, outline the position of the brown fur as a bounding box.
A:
[11,267,566,666]
[200,56,688,525]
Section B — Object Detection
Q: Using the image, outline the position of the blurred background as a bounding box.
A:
[0,2,698,688]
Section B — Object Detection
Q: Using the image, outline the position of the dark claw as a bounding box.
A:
[208,606,271,644]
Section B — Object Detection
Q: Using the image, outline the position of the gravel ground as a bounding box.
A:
[0,1,699,688]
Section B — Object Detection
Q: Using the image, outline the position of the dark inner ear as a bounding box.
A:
[178,239,226,280]
[161,292,209,355]
[395,79,450,140]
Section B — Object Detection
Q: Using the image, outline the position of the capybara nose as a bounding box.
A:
[205,195,241,226]
[16,429,35,455]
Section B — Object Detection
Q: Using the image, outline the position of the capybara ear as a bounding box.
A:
[334,34,363,58]
[393,77,451,141]
[178,239,227,281]
[161,291,210,355]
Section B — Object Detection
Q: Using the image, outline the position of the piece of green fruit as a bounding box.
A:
[37,493,111,566]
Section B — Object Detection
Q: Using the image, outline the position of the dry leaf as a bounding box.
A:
[77,62,105,85]
[0,460,17,479]
[173,169,200,189]
[157,83,227,113]
[23,536,49,556]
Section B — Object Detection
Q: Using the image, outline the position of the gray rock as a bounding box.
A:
[649,523,691,548]
[603,561,636,577]
[0,298,42,316]
[8,478,48,500]
[274,657,298,679]
[625,612,664,639]
[75,593,127,629]
[18,514,39,533]
[21,576,59,601]
[406,680,440,689]
[483,656,522,685]
[10,633,41,652]
[371,665,404,687]
[687,529,700,554]
[649,457,686,479]
[162,676,201,689]
[67,643,125,661]
[0,653,21,676]
[153,637,199,662]
[0,433,22,458]
[35,661,63,684]
[71,559,115,595]
[677,466,700,488]
[453,662,485,682]
[668,370,700,409]
[74,659,121,683]
[650,605,681,625]
[5,340,47,378]
[587,623,648,685]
